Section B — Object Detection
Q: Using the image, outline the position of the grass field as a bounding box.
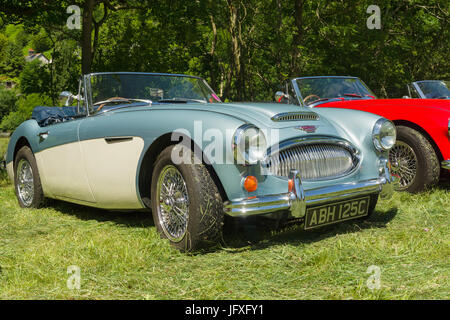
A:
[0,137,449,299]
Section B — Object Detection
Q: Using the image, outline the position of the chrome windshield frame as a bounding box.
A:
[83,72,216,116]
[411,80,450,99]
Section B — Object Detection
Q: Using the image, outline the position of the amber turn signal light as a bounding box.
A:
[243,176,258,192]
[288,179,294,192]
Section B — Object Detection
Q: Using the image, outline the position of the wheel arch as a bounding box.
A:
[393,120,443,161]
[13,136,32,163]
[137,133,228,209]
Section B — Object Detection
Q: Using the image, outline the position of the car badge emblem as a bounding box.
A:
[296,125,317,133]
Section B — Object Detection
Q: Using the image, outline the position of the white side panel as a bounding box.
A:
[6,162,14,182]
[37,142,96,202]
[80,137,145,209]
[34,152,53,198]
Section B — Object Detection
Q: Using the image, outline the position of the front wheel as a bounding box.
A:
[389,126,440,193]
[14,146,45,208]
[150,145,224,252]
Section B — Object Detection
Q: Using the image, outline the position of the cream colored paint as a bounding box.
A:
[79,137,145,209]
[6,162,14,182]
[37,141,95,202]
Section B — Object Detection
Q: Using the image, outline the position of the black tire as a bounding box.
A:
[389,126,440,193]
[367,194,378,217]
[150,145,224,252]
[14,146,45,208]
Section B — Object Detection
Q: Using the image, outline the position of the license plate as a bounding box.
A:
[304,196,370,230]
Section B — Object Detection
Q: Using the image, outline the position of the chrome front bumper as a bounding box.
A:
[442,160,450,170]
[224,161,396,218]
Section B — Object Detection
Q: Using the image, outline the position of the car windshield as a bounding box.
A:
[295,77,376,105]
[416,81,450,99]
[89,73,221,112]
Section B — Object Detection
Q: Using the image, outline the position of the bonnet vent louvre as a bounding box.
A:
[271,112,319,122]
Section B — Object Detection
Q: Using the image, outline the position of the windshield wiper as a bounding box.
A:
[157,98,207,104]
[342,93,363,98]
[306,98,330,105]
[93,98,152,106]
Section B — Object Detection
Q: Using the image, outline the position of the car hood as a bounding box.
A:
[317,98,450,113]
[113,102,325,129]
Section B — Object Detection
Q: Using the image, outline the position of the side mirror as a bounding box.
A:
[59,91,74,106]
[402,95,411,99]
[275,91,287,103]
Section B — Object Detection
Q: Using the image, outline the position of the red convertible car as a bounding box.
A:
[275,76,450,193]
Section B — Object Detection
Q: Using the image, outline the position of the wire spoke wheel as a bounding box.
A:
[156,165,190,242]
[16,159,34,207]
[389,141,418,190]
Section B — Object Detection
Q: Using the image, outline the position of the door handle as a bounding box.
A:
[104,136,133,144]
[38,131,49,140]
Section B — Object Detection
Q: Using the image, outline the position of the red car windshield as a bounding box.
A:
[416,81,450,99]
[296,77,377,105]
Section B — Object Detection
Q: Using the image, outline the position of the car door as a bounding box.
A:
[78,113,145,210]
[35,117,96,203]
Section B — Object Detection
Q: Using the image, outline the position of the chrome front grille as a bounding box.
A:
[263,143,356,180]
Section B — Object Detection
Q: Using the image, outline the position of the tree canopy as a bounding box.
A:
[0,0,448,107]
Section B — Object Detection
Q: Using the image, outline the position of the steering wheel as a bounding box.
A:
[303,94,321,104]
[97,97,131,112]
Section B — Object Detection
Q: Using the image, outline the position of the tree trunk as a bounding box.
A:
[209,14,218,91]
[291,0,304,75]
[227,0,245,101]
[81,0,95,74]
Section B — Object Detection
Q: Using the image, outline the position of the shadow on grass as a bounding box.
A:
[221,207,399,252]
[48,199,154,229]
[435,180,450,191]
[22,192,399,254]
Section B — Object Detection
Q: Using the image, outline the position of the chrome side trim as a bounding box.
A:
[224,159,396,217]
[442,160,450,170]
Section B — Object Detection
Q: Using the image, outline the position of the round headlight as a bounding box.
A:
[372,119,396,151]
[233,124,267,164]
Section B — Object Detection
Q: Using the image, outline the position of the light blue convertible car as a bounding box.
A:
[5,72,396,251]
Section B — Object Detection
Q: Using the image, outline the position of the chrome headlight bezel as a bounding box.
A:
[232,124,267,165]
[372,118,396,151]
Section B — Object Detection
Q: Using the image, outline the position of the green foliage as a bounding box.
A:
[0,93,51,131]
[29,29,52,53]
[1,41,25,78]
[50,39,80,97]
[19,59,51,95]
[0,0,449,101]
[0,86,17,121]
[0,33,8,64]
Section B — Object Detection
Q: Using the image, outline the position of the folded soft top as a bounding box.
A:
[32,106,78,127]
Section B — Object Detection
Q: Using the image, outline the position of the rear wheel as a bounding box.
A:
[14,146,45,208]
[389,126,440,193]
[150,145,224,252]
